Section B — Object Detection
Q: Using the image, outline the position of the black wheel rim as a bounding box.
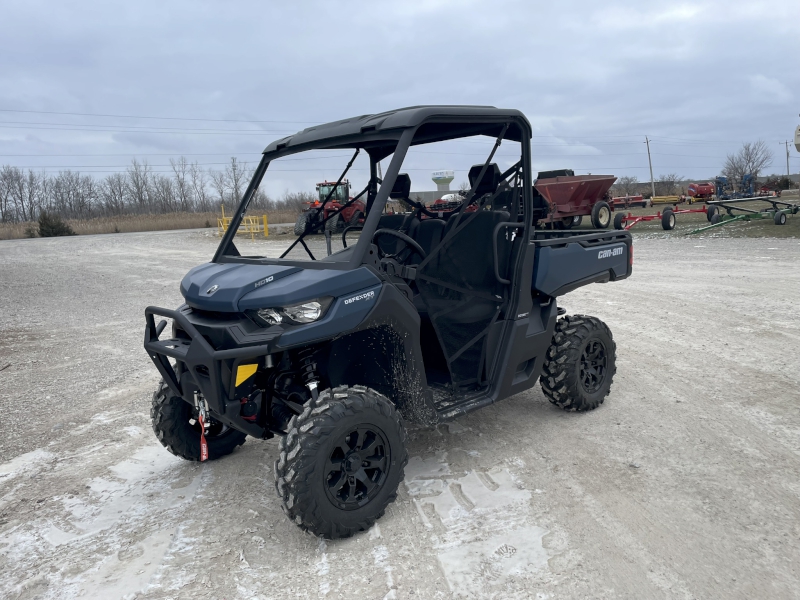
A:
[324,426,390,510]
[580,338,608,394]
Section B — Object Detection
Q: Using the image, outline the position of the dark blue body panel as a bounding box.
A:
[181,262,381,313]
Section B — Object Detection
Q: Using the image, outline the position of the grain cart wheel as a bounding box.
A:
[541,315,616,411]
[706,205,718,222]
[294,212,309,236]
[774,211,787,225]
[613,212,626,230]
[572,215,583,227]
[275,386,408,539]
[590,201,612,229]
[710,213,722,225]
[151,380,246,461]
[661,209,676,230]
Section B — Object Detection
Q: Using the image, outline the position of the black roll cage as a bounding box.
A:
[212,113,534,278]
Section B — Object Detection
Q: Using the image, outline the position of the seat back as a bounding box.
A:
[410,219,445,265]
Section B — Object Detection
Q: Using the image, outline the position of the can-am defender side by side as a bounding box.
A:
[144,106,632,539]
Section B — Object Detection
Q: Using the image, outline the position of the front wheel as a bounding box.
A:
[774,211,787,225]
[151,381,246,461]
[661,209,676,230]
[591,201,612,229]
[613,212,626,230]
[274,386,408,539]
[540,315,617,411]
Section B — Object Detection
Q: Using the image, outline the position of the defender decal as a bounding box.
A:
[344,290,376,305]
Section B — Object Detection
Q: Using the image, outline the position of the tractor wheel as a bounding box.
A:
[294,213,309,236]
[613,212,626,230]
[274,385,408,539]
[710,213,722,225]
[151,381,246,461]
[590,201,612,229]
[774,211,787,225]
[348,211,364,227]
[661,209,676,230]
[540,315,616,411]
[706,205,718,222]
[325,214,343,233]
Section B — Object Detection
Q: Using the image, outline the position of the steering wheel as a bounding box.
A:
[372,228,427,260]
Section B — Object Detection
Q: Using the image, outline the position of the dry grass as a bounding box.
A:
[0,209,300,240]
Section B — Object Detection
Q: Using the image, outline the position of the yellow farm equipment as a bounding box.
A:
[217,206,269,240]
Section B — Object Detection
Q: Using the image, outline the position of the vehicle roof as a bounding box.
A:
[263,105,529,157]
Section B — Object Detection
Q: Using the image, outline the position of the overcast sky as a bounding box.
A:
[1,0,798,196]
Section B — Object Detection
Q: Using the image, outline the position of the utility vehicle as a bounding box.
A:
[144,106,632,539]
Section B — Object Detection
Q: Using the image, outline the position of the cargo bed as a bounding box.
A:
[530,229,632,297]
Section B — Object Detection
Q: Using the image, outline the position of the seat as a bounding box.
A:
[409,219,445,265]
[375,213,419,256]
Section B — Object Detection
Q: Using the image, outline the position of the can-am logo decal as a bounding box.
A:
[598,247,623,259]
[254,276,274,288]
[344,290,375,305]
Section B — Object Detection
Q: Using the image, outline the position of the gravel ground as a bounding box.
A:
[1,230,799,599]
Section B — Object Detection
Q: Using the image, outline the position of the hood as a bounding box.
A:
[181,262,382,313]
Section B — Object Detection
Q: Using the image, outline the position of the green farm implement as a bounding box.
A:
[687,197,799,235]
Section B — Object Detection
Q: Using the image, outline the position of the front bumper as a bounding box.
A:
[144,306,276,427]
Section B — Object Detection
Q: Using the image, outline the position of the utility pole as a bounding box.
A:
[782,140,790,177]
[644,136,656,198]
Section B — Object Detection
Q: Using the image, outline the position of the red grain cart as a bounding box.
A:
[534,170,617,229]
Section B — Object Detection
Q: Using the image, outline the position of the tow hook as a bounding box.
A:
[194,391,210,462]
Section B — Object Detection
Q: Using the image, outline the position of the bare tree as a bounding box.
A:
[654,173,680,196]
[209,169,228,211]
[151,174,176,213]
[127,159,152,213]
[0,165,14,222]
[190,161,211,212]
[613,175,639,196]
[101,173,127,215]
[225,157,248,204]
[170,157,193,212]
[723,140,773,185]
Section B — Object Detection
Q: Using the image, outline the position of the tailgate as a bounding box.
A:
[531,230,632,297]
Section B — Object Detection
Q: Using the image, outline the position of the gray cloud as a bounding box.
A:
[0,0,798,194]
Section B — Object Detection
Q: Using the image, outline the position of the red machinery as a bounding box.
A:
[534,170,617,229]
[614,206,710,231]
[687,182,715,202]
[294,179,366,234]
[611,194,647,209]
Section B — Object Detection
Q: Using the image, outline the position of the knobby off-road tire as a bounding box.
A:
[325,214,342,233]
[540,315,617,411]
[274,385,408,539]
[151,380,246,461]
[293,212,308,236]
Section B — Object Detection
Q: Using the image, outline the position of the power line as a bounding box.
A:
[0,108,320,124]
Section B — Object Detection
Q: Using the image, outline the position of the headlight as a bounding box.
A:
[252,297,333,327]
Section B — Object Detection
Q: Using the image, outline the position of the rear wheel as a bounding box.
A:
[774,211,787,225]
[540,315,616,411]
[710,213,722,225]
[151,381,246,461]
[591,201,612,229]
[613,212,626,230]
[274,385,408,539]
[572,215,583,227]
[706,205,718,221]
[661,209,676,230]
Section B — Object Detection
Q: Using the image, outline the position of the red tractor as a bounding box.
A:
[294,180,367,235]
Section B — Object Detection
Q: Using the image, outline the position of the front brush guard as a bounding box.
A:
[144,306,271,433]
